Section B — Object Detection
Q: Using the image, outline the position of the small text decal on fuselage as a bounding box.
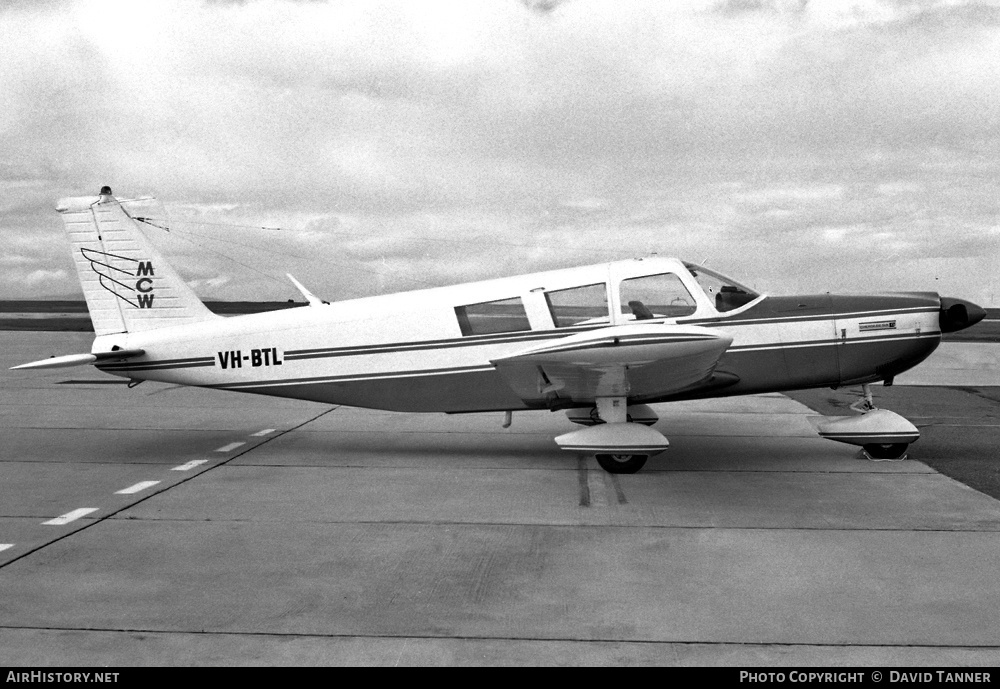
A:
[218,347,283,369]
[859,320,897,332]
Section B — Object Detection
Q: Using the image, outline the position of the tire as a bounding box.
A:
[595,453,648,474]
[863,443,909,460]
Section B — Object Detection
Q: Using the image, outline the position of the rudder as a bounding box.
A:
[58,187,218,335]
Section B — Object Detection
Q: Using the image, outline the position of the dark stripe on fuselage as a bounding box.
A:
[202,335,937,412]
[205,333,939,395]
[279,305,938,363]
[97,356,215,372]
[282,325,604,360]
[208,336,929,390]
[684,307,939,328]
[99,303,937,375]
[730,330,941,352]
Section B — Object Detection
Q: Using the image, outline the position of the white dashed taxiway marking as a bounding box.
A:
[115,481,161,495]
[0,544,13,553]
[172,460,209,471]
[251,429,276,437]
[43,508,98,526]
[215,442,246,453]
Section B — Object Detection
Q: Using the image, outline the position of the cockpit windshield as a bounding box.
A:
[683,262,760,313]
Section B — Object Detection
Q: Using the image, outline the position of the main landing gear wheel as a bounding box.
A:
[863,443,909,460]
[595,453,648,474]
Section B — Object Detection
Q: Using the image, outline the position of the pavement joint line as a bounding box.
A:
[251,428,276,437]
[215,441,246,452]
[1,624,999,650]
[42,508,98,526]
[171,460,209,471]
[94,517,1000,533]
[115,481,161,495]
[0,406,338,572]
[171,463,939,475]
[927,423,1000,428]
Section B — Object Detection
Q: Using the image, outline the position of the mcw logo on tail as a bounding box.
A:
[80,248,156,308]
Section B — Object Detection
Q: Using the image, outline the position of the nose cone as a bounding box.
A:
[939,297,987,333]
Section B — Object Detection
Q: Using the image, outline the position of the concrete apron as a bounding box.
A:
[1,332,999,665]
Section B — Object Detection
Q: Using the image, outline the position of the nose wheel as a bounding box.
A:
[595,453,648,474]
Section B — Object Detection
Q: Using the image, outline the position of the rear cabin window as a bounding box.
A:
[619,273,697,319]
[545,283,610,327]
[455,297,532,336]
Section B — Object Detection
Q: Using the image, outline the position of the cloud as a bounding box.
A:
[2,268,70,296]
[23,269,68,285]
[732,185,845,204]
[0,0,997,306]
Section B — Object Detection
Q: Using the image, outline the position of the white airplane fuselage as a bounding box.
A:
[94,256,947,413]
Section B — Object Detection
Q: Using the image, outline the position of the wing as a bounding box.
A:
[490,323,734,407]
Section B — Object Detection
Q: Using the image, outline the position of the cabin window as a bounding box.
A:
[455,297,532,336]
[619,273,697,319]
[545,283,610,327]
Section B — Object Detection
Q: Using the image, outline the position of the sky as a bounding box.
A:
[1,0,998,305]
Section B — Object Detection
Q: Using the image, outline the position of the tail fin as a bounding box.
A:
[58,187,218,335]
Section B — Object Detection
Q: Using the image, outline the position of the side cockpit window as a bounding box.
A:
[684,263,759,313]
[455,297,532,336]
[619,273,697,320]
[545,283,609,327]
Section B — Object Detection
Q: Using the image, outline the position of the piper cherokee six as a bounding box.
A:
[12,188,986,473]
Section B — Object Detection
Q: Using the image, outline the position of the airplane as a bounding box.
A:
[12,187,987,473]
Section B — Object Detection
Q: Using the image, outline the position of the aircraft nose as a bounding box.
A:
[939,296,987,333]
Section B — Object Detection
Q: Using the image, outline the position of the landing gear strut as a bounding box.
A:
[849,383,877,413]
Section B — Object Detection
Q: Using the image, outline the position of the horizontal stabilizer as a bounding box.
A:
[10,349,145,371]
